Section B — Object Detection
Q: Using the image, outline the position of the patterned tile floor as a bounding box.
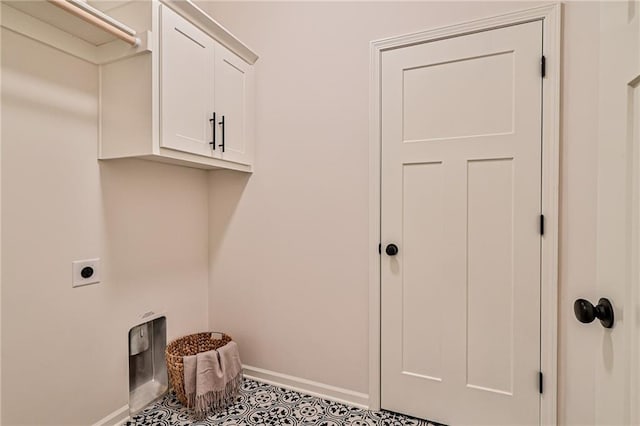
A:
[126,379,444,425]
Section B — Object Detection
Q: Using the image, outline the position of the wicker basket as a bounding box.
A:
[165,332,232,406]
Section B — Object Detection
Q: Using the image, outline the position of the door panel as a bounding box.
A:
[466,158,514,395]
[402,52,514,141]
[381,21,542,425]
[160,6,215,157]
[402,162,445,381]
[214,46,254,165]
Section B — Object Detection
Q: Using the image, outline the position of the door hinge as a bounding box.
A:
[539,371,544,394]
[540,214,545,236]
[541,55,546,78]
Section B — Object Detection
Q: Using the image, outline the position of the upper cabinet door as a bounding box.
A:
[160,6,215,157]
[214,45,254,166]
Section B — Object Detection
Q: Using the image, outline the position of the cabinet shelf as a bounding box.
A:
[1,1,151,64]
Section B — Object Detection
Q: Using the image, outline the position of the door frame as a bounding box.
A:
[368,4,561,424]
[630,72,640,426]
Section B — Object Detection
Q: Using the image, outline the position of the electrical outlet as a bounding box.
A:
[72,258,100,287]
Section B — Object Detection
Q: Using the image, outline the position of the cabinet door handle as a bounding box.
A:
[209,112,216,150]
[218,115,225,152]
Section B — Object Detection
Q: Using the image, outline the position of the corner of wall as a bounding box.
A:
[206,169,250,330]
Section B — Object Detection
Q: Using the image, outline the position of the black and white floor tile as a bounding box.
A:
[126,379,444,426]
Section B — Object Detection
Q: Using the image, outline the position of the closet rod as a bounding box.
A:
[47,0,139,46]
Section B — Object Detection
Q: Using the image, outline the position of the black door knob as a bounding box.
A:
[385,244,399,256]
[573,298,614,328]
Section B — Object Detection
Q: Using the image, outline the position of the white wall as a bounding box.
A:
[0,2,605,424]
[1,29,210,425]
[202,1,600,424]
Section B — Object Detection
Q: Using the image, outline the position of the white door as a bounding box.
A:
[381,22,543,425]
[160,5,216,157]
[214,44,254,166]
[592,2,640,424]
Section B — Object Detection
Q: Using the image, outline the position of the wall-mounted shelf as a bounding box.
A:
[1,1,151,64]
[3,0,258,171]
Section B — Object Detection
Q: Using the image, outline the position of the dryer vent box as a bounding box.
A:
[129,316,167,414]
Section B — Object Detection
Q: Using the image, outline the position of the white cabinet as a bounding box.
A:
[99,1,257,171]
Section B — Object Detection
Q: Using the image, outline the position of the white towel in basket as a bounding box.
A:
[183,341,243,415]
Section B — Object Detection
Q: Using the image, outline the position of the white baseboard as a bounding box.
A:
[92,405,129,426]
[242,365,369,409]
